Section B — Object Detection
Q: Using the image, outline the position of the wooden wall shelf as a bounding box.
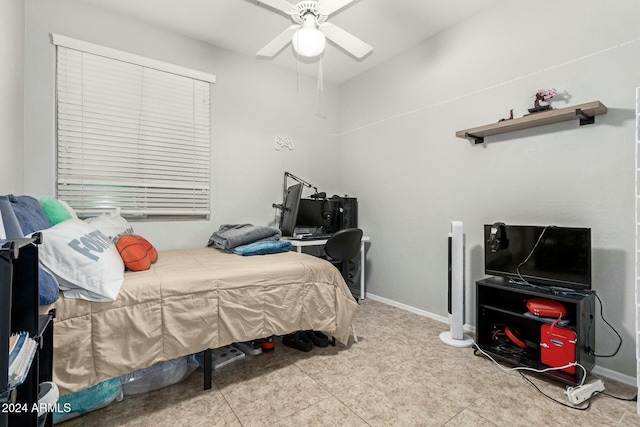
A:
[456,100,607,144]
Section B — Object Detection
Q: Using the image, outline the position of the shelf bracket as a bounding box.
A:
[575,108,595,126]
[465,132,484,144]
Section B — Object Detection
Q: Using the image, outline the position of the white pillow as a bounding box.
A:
[85,212,134,243]
[37,218,125,302]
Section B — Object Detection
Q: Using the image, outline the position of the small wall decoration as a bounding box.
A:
[274,135,294,151]
[529,88,558,114]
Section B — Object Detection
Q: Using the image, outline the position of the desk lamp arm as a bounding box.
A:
[283,171,318,197]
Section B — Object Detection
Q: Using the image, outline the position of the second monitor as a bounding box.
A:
[279,183,302,237]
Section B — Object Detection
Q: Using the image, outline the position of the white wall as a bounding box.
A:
[339,0,638,378]
[0,0,25,194]
[23,0,340,249]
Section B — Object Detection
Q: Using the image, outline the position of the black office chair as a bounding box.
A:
[324,228,363,299]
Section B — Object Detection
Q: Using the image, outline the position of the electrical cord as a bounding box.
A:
[589,290,622,358]
[522,373,637,408]
[515,226,553,286]
[473,340,607,411]
[474,339,636,410]
[508,277,550,292]
[586,373,638,401]
[517,371,595,411]
[536,286,622,358]
[472,340,587,386]
[600,390,637,401]
[471,340,605,411]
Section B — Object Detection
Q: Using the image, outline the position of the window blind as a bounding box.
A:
[54,36,214,219]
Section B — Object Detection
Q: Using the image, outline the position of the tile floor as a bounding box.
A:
[59,299,639,426]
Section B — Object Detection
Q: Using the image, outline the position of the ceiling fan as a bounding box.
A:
[256,0,373,59]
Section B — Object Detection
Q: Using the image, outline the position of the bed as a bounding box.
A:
[1,195,356,396]
[52,247,358,396]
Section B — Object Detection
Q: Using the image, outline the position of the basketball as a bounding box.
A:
[132,235,158,263]
[116,235,151,271]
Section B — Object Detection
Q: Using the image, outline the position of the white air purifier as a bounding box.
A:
[439,221,473,347]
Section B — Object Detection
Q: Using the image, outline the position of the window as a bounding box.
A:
[53,34,215,220]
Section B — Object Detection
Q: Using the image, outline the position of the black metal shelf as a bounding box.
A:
[37,311,55,340]
[479,304,577,330]
[476,276,594,386]
[1,236,53,427]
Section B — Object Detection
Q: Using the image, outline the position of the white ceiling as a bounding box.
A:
[76,0,503,85]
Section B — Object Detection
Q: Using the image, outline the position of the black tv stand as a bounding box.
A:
[475,276,595,385]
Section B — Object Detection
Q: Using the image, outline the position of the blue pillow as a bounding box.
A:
[3,195,59,305]
[39,269,59,306]
[7,194,51,234]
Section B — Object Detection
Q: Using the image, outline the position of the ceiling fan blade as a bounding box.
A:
[254,0,296,15]
[320,22,373,59]
[318,0,354,16]
[257,25,299,57]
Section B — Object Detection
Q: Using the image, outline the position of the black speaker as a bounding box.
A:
[330,196,357,231]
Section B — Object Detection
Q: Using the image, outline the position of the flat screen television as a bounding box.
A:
[484,224,591,291]
[279,183,302,237]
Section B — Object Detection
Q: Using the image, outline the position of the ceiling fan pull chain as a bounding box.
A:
[317,56,324,92]
[296,50,300,93]
[316,57,325,118]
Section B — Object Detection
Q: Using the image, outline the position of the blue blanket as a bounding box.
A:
[233,240,292,256]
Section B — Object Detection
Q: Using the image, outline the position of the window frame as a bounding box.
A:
[52,34,216,221]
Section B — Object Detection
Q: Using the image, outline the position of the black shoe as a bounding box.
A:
[282,331,313,352]
[304,330,329,347]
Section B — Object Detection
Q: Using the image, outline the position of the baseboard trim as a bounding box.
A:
[366,293,447,322]
[591,365,636,387]
[365,292,476,333]
[364,292,635,387]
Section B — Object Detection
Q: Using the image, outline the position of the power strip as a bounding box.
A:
[566,379,605,405]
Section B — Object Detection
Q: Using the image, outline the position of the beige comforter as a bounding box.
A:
[52,248,358,395]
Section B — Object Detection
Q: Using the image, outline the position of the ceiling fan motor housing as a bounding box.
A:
[292,1,327,25]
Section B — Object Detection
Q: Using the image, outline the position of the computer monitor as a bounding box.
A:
[296,198,338,232]
[279,183,302,237]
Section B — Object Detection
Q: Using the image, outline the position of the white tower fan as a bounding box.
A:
[439,221,473,347]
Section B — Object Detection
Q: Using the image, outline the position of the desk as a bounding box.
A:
[285,236,370,300]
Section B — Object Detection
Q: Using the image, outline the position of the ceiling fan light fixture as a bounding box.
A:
[291,13,325,58]
[292,27,326,57]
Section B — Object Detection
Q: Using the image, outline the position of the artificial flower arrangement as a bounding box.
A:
[530,88,558,113]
